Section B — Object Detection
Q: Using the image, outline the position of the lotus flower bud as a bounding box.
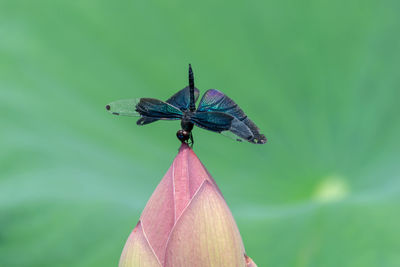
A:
[119,144,257,267]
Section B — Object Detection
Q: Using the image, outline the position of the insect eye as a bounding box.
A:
[176,130,184,139]
[106,105,111,110]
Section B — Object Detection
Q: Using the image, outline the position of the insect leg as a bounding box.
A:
[189,132,194,147]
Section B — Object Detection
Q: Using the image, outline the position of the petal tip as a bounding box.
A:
[245,254,257,267]
[179,143,191,152]
[119,220,161,267]
[164,179,245,266]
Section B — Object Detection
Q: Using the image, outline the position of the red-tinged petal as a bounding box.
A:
[119,221,161,267]
[172,144,222,219]
[140,167,175,264]
[245,254,257,267]
[164,180,246,267]
[139,144,222,264]
[185,145,223,198]
[171,145,192,219]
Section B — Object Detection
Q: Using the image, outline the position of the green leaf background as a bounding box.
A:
[1,0,399,266]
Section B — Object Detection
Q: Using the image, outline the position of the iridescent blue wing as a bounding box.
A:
[137,86,200,125]
[106,98,183,124]
[197,89,266,144]
[166,86,199,111]
[190,111,234,132]
[191,111,256,142]
[135,98,183,120]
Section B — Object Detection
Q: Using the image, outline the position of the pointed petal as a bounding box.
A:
[131,144,240,265]
[119,221,161,267]
[173,144,223,220]
[139,144,221,264]
[171,145,192,219]
[245,254,257,267]
[185,145,223,198]
[140,167,175,264]
[165,180,245,267]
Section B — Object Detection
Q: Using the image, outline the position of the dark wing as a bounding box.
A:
[137,86,200,125]
[197,89,266,144]
[166,86,199,111]
[106,98,183,124]
[135,98,183,122]
[191,111,255,142]
[191,111,234,132]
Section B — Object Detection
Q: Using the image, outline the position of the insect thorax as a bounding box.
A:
[181,112,194,132]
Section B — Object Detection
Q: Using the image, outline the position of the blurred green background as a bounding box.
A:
[1,0,399,266]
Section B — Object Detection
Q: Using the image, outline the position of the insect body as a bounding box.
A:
[106,65,266,146]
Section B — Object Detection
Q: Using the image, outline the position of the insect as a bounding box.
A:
[106,65,267,146]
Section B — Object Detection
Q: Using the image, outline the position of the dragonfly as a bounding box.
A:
[105,65,267,146]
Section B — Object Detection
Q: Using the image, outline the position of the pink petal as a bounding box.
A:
[139,167,175,264]
[172,144,221,219]
[245,254,257,267]
[164,180,246,267]
[139,144,221,264]
[119,221,161,267]
[121,144,248,266]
